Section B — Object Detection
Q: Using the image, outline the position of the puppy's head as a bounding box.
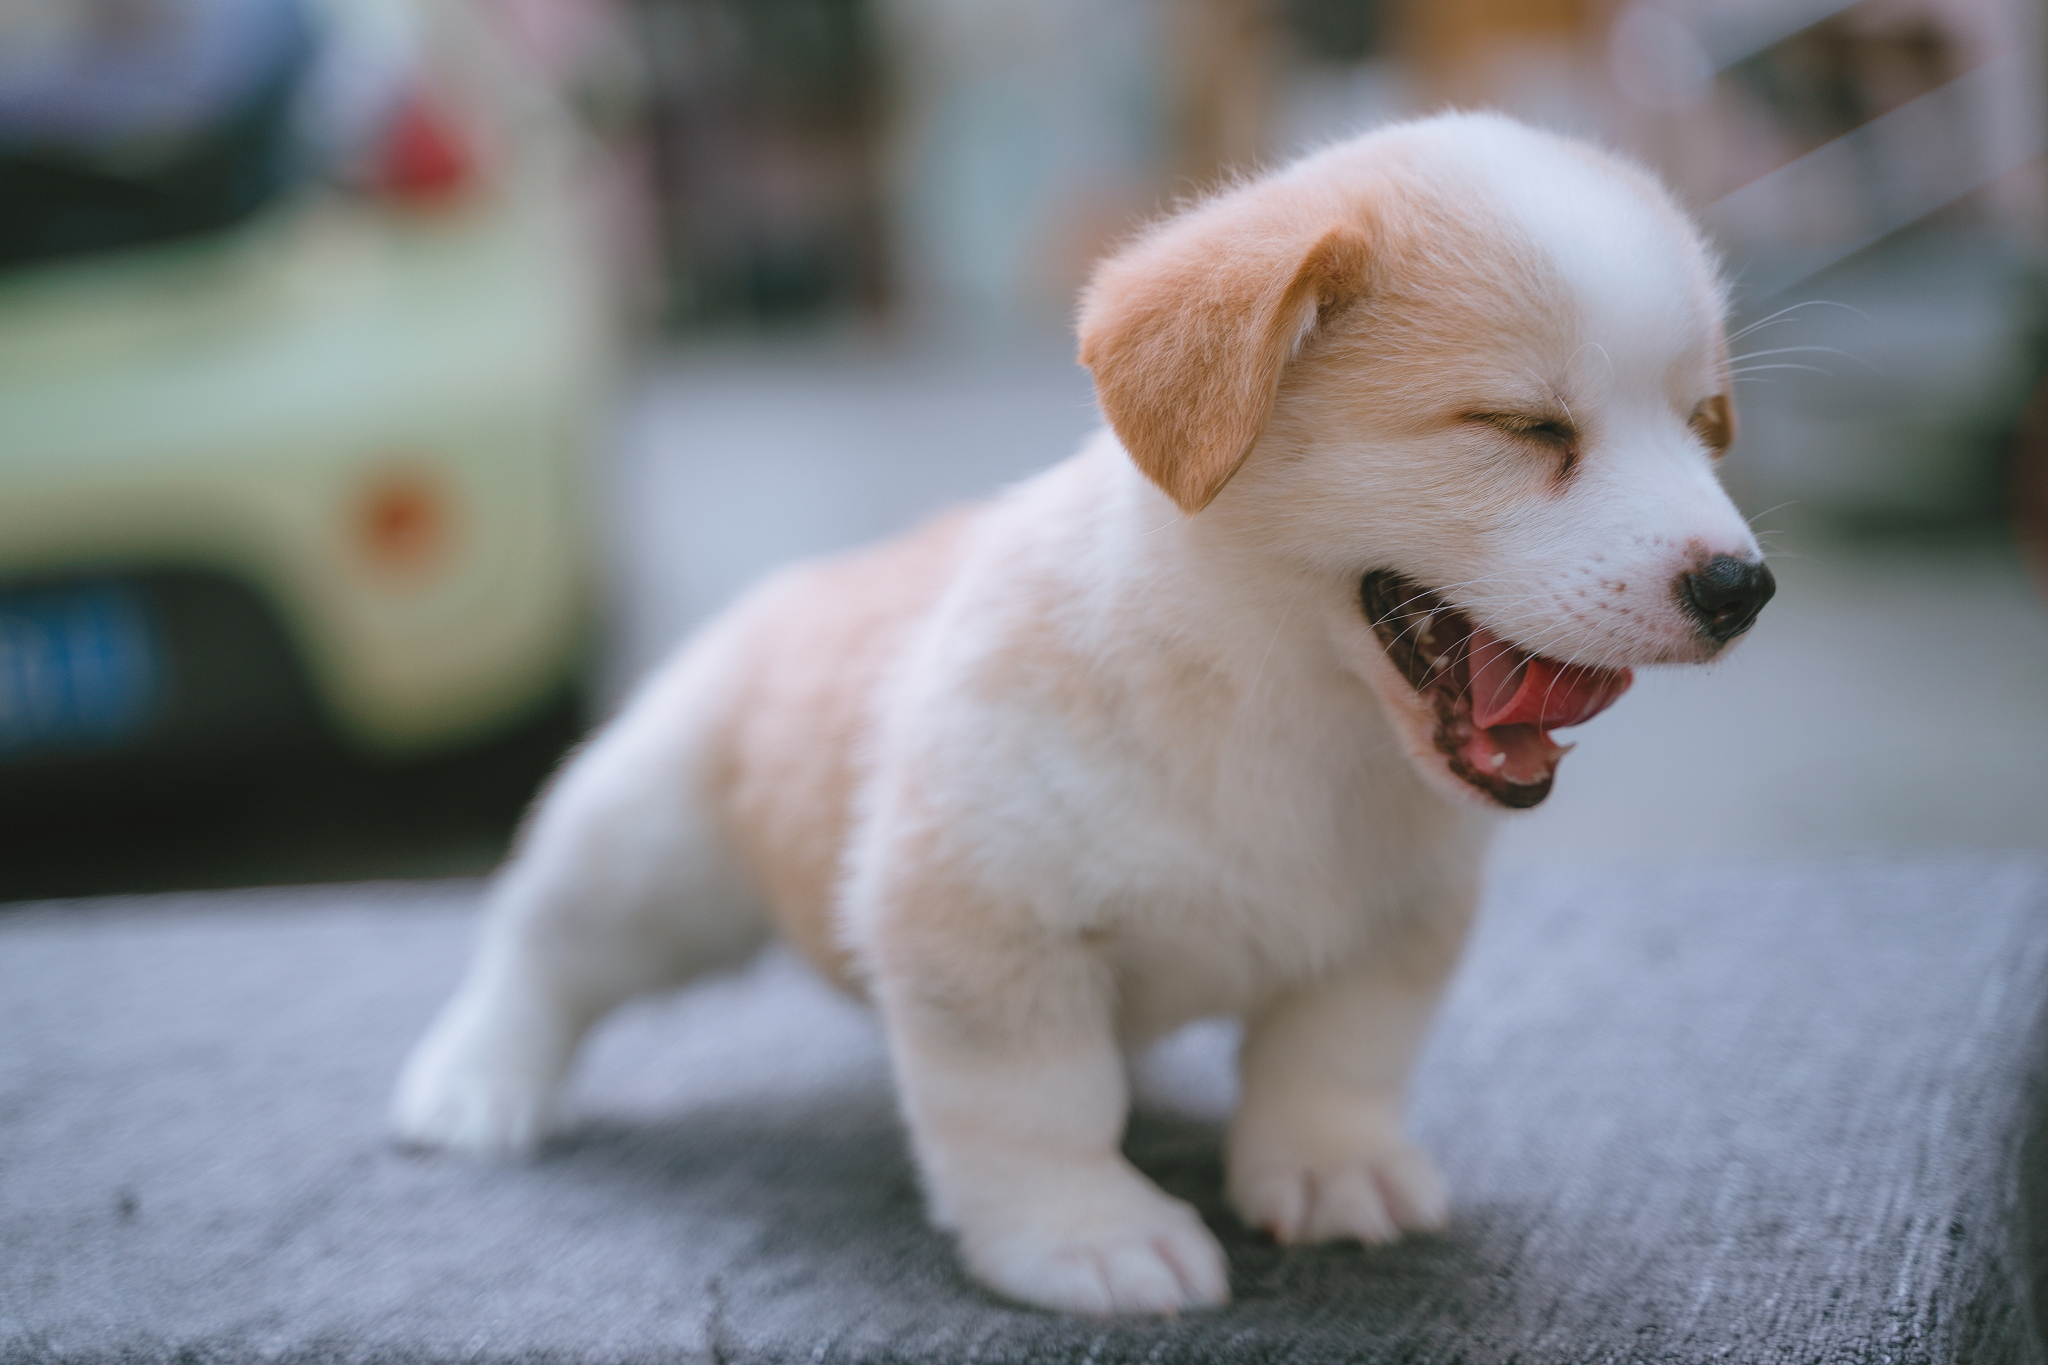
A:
[1079,113,1771,812]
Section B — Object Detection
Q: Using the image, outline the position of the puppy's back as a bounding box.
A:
[714,507,979,990]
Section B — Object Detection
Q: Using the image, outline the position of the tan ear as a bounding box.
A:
[1078,214,1371,513]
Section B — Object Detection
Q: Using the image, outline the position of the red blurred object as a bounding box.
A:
[359,470,451,574]
[372,92,474,202]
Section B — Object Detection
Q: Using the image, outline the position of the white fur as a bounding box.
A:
[393,113,1761,1317]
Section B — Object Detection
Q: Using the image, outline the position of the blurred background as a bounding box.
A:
[2,0,2044,901]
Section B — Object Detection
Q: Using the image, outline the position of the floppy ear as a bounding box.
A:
[1077,213,1371,514]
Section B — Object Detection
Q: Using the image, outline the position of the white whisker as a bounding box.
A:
[1728,363,1833,377]
[1746,499,1799,525]
[1725,299,1869,344]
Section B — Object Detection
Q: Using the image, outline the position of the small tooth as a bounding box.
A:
[1428,653,1449,671]
[1490,752,1507,768]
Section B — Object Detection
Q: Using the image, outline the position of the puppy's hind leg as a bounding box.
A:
[392,648,765,1156]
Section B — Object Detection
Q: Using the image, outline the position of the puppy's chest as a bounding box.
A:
[1072,697,1444,1033]
[1098,788,1425,1030]
[898,586,1469,1026]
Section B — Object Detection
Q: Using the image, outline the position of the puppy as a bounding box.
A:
[393,112,1774,1316]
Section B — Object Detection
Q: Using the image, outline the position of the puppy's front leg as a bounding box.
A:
[1227,885,1477,1246]
[872,926,1229,1315]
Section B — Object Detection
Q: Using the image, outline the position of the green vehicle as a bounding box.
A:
[0,0,611,788]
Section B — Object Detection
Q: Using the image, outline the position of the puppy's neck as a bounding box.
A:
[1084,434,1339,639]
[1059,435,1392,725]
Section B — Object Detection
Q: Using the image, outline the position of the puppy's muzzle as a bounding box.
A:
[1678,555,1776,643]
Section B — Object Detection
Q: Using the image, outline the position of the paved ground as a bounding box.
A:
[601,336,1104,695]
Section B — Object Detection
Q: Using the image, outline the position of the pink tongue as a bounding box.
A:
[1467,628,1633,732]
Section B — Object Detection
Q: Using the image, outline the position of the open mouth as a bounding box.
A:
[1360,571,1634,809]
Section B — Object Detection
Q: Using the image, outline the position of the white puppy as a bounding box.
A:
[393,112,1774,1316]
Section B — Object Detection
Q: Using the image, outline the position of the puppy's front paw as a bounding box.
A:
[960,1169,1230,1315]
[1228,1112,1447,1246]
[390,998,562,1156]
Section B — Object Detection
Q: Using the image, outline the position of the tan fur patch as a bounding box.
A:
[720,510,976,992]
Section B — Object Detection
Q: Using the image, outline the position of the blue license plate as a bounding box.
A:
[0,581,165,758]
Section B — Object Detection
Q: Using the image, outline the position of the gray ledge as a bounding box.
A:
[4,858,2046,1363]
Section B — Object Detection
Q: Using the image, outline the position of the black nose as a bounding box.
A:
[1678,555,1776,642]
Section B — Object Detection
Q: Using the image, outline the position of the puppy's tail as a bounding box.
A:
[391,628,768,1154]
[503,628,769,993]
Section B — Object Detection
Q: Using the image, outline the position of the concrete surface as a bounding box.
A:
[11,861,2048,1362]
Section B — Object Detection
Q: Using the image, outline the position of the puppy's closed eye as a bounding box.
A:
[1689,394,1734,455]
[1467,411,1579,477]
